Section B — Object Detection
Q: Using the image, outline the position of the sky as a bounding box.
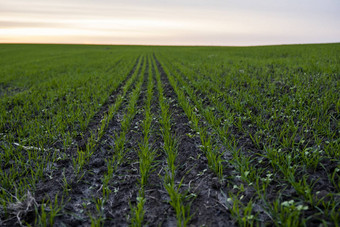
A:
[0,0,339,46]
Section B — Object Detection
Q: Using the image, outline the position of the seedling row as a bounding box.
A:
[0,44,339,226]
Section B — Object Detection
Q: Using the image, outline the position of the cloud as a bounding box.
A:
[0,0,339,45]
[0,21,70,29]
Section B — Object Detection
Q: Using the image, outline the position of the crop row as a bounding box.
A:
[155,48,339,226]
[0,44,339,226]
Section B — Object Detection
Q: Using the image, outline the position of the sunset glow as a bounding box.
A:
[1,0,339,45]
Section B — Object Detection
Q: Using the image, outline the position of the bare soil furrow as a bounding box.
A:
[27,58,144,227]
[99,59,149,226]
[76,56,141,151]
[156,55,289,224]
[154,56,236,226]
[156,55,340,226]
[142,59,174,226]
[169,57,340,225]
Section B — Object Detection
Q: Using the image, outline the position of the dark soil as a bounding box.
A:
[99,59,149,226]
[142,62,175,225]
[3,54,336,227]
[153,57,236,226]
[162,57,340,226]
[1,58,142,226]
[0,83,25,98]
[75,57,140,151]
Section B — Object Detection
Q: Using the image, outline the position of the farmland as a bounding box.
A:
[0,43,339,226]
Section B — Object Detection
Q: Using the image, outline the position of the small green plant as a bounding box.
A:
[35,194,64,227]
[130,195,146,227]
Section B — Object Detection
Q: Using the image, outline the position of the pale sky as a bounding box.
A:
[0,0,339,46]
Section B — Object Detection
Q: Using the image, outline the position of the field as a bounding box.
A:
[0,43,339,226]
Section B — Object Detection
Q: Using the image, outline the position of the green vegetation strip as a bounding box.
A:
[156,47,340,225]
[130,55,157,226]
[0,44,338,226]
[87,56,147,226]
[0,54,137,223]
[152,56,194,226]
[71,56,143,176]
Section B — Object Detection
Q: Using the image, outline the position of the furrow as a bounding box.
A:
[141,57,174,226]
[153,55,236,226]
[156,54,340,226]
[93,55,149,226]
[75,55,141,151]
[31,56,146,226]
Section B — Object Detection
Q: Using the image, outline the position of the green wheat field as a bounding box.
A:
[0,43,339,226]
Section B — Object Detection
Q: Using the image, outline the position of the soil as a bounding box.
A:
[2,58,142,226]
[171,58,340,226]
[2,55,337,227]
[75,57,140,151]
[0,83,25,98]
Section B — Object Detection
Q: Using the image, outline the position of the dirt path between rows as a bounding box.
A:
[7,57,143,227]
[99,59,149,226]
[153,56,236,226]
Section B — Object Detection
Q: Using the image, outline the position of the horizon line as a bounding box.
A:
[0,41,339,48]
